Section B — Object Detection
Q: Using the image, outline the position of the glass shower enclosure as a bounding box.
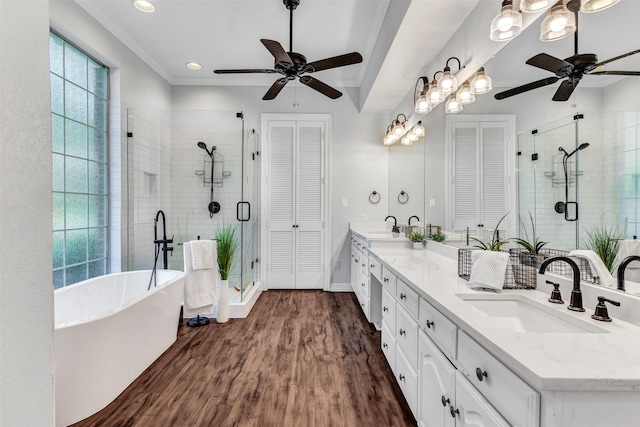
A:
[126,108,260,303]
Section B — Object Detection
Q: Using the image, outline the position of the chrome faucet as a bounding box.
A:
[617,255,640,291]
[539,256,584,312]
[408,215,419,225]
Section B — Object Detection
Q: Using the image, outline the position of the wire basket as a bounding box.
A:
[458,248,536,289]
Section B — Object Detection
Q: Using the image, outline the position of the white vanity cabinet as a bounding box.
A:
[418,330,510,427]
[350,234,382,328]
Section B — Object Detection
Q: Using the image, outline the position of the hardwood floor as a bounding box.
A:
[73,290,416,427]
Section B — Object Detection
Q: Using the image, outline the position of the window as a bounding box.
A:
[50,32,109,288]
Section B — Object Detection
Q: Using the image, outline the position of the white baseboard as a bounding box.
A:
[330,282,352,292]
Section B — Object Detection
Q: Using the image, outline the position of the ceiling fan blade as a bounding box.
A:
[494,77,559,100]
[263,78,289,100]
[305,52,363,73]
[260,39,293,65]
[214,69,276,74]
[589,71,640,76]
[526,53,572,74]
[299,76,342,99]
[552,79,577,102]
[593,49,640,68]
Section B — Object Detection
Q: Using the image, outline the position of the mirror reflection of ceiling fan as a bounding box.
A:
[213,0,363,101]
[495,0,640,102]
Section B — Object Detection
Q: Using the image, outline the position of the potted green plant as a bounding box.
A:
[431,231,446,243]
[408,231,425,249]
[583,224,621,273]
[512,212,549,268]
[216,223,238,323]
[470,213,510,251]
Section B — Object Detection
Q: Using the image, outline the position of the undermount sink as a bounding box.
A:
[456,293,607,334]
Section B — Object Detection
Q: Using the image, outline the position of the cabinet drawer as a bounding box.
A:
[457,332,540,427]
[381,267,397,294]
[355,288,369,320]
[395,305,419,370]
[361,252,369,275]
[419,298,458,361]
[381,286,396,333]
[359,278,369,298]
[395,345,418,419]
[396,279,419,320]
[369,256,382,282]
[381,322,396,374]
[454,372,510,427]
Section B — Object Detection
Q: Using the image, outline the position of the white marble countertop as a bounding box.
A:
[367,245,640,392]
[350,221,412,244]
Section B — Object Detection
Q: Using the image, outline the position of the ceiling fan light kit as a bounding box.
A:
[213,0,363,101]
[490,0,523,42]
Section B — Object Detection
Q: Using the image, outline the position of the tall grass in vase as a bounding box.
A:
[215,223,238,323]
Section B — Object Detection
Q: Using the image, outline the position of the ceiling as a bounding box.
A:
[74,0,640,113]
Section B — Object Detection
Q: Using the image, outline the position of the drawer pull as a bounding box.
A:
[383,342,388,349]
[425,320,434,329]
[362,263,366,267]
[383,277,389,283]
[450,406,459,418]
[399,328,405,336]
[399,374,405,382]
[355,258,359,263]
[400,293,406,300]
[361,283,365,287]
[371,264,375,268]
[383,306,388,312]
[441,395,450,407]
[476,367,488,382]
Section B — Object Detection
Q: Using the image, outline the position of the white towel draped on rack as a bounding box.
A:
[183,240,218,316]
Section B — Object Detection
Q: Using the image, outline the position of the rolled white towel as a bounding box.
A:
[183,241,218,316]
[468,251,510,291]
[568,250,615,288]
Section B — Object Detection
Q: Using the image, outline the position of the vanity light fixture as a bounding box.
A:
[383,117,425,147]
[412,121,426,137]
[392,114,407,136]
[456,81,475,105]
[520,0,550,13]
[438,57,462,95]
[445,95,463,114]
[490,0,523,42]
[401,135,413,146]
[580,0,619,13]
[426,71,445,105]
[132,0,156,13]
[414,77,432,114]
[186,62,202,70]
[540,1,576,41]
[470,67,493,95]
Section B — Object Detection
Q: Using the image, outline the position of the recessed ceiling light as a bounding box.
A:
[132,0,156,13]
[186,62,202,70]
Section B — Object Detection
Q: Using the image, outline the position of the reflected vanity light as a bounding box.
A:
[383,117,425,146]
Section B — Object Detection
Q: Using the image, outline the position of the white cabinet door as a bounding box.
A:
[453,372,510,427]
[267,120,325,289]
[418,331,456,427]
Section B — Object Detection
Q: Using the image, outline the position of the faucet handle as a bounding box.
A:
[547,280,564,304]
[591,296,621,322]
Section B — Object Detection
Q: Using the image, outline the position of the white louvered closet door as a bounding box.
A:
[452,121,509,240]
[266,120,324,289]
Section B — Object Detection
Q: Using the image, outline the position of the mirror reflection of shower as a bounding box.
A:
[555,142,590,221]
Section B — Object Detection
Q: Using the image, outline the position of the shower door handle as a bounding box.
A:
[565,201,578,222]
[236,201,250,222]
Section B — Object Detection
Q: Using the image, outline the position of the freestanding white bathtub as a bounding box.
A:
[54,269,185,426]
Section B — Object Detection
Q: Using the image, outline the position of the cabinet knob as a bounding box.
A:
[355,258,359,263]
[383,306,388,312]
[476,367,488,382]
[371,264,375,268]
[400,293,406,300]
[441,395,450,407]
[399,328,405,336]
[399,374,405,382]
[362,263,366,267]
[450,406,459,418]
[382,342,388,349]
[383,277,389,283]
[425,320,434,329]
[361,283,365,287]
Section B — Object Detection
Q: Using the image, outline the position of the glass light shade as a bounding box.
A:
[540,4,576,41]
[456,82,475,104]
[392,121,405,136]
[408,133,419,142]
[520,0,549,13]
[580,0,619,13]
[445,96,463,114]
[470,68,492,94]
[412,122,425,137]
[438,69,458,95]
[401,136,412,146]
[414,94,432,114]
[490,3,523,41]
[426,82,445,104]
[132,0,156,12]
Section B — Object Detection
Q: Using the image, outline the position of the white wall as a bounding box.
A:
[172,85,389,285]
[0,1,54,424]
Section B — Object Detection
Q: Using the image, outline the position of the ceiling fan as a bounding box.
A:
[213,0,363,101]
[495,1,640,102]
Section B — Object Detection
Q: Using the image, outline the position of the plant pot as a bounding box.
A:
[217,279,229,323]
[413,242,423,249]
